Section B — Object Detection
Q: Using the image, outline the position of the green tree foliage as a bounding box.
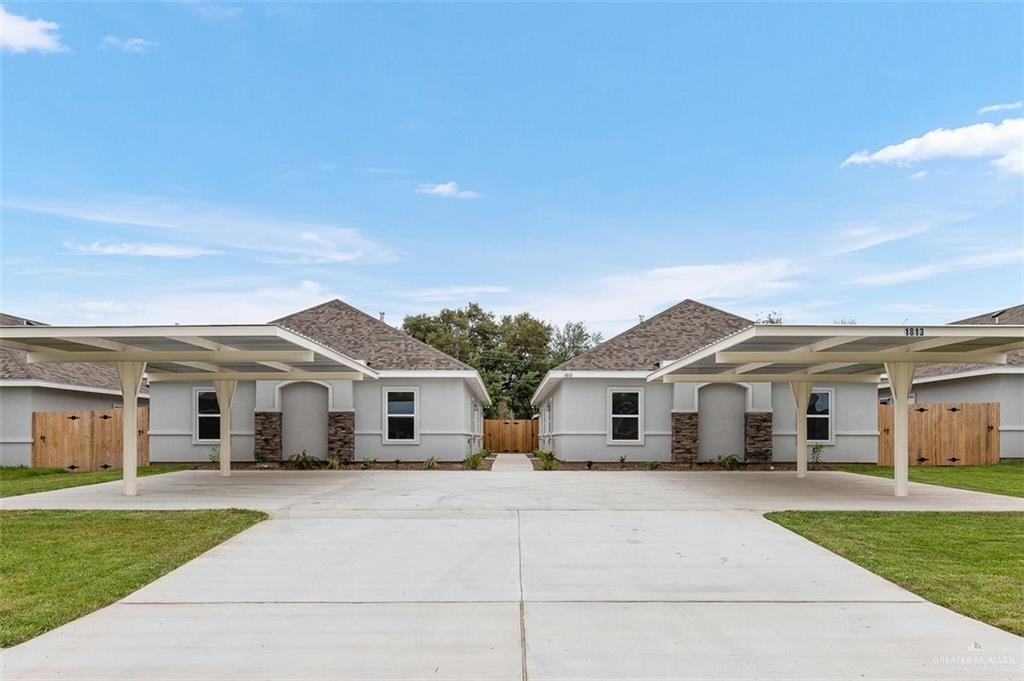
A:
[403,304,603,417]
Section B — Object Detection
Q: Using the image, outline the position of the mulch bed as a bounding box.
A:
[188,458,497,471]
[529,459,810,472]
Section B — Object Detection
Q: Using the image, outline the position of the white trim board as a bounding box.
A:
[879,366,1024,389]
[0,380,150,398]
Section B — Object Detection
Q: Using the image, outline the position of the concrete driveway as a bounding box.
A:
[3,468,1022,680]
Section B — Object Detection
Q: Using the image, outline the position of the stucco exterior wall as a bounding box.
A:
[0,386,147,467]
[546,378,674,462]
[772,382,878,463]
[353,377,475,461]
[889,373,1023,459]
[150,382,256,463]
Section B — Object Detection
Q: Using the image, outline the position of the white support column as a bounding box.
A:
[115,361,147,496]
[214,379,237,477]
[790,381,812,479]
[885,362,917,497]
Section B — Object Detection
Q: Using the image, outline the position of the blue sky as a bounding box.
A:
[2,2,1022,334]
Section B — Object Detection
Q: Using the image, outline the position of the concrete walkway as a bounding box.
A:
[490,452,534,472]
[3,470,1022,680]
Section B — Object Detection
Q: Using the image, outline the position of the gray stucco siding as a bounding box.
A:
[150,382,256,463]
[772,382,878,463]
[894,373,1023,459]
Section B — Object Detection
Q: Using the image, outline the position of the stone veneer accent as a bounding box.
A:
[744,412,773,463]
[254,411,282,463]
[671,412,699,464]
[328,411,355,463]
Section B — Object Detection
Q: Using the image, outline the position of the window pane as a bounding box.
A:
[807,417,830,441]
[197,391,220,415]
[611,416,639,441]
[388,416,415,440]
[611,392,640,416]
[198,416,220,440]
[387,391,416,415]
[808,392,830,416]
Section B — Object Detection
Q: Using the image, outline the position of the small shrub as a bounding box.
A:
[585,460,593,470]
[533,449,557,470]
[326,455,344,470]
[810,443,825,469]
[645,460,661,470]
[540,457,557,470]
[463,450,487,470]
[286,450,322,470]
[360,457,377,470]
[424,456,439,470]
[718,453,741,471]
[618,454,627,464]
[208,447,220,464]
[254,449,269,465]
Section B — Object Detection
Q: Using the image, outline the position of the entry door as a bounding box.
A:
[281,382,329,459]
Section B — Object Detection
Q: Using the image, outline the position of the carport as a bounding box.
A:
[648,324,1023,496]
[0,324,378,495]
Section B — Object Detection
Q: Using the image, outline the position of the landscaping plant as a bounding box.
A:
[286,450,322,470]
[463,450,487,470]
[360,458,377,470]
[645,460,661,470]
[718,453,741,470]
[326,455,344,470]
[424,456,439,470]
[809,443,824,469]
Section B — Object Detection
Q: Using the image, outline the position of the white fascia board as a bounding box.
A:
[878,366,1024,389]
[0,379,150,398]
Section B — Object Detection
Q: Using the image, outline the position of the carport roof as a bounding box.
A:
[647,324,1024,383]
[0,324,379,381]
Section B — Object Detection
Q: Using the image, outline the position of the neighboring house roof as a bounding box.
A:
[555,299,753,371]
[913,303,1024,380]
[272,300,474,371]
[0,313,138,395]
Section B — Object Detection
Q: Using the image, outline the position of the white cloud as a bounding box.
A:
[821,218,952,256]
[6,194,394,265]
[842,118,1024,175]
[0,6,68,54]
[102,36,157,54]
[67,241,217,258]
[851,249,1023,286]
[46,280,343,324]
[908,170,928,180]
[403,285,509,302]
[415,181,481,200]
[978,101,1022,115]
[518,259,802,335]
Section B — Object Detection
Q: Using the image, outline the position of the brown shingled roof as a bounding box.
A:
[272,300,472,371]
[915,303,1024,379]
[555,299,753,371]
[0,313,131,393]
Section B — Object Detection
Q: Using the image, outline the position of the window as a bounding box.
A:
[384,387,418,443]
[608,388,643,444]
[806,388,833,444]
[195,388,220,443]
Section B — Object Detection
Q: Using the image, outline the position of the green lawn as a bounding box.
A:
[831,460,1024,498]
[767,511,1024,636]
[0,509,265,646]
[0,464,194,498]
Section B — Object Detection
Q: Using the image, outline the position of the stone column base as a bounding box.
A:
[328,411,355,463]
[671,412,699,464]
[254,411,282,463]
[744,412,773,463]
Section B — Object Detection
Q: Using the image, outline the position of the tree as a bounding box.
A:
[550,321,603,366]
[754,310,784,324]
[403,304,603,418]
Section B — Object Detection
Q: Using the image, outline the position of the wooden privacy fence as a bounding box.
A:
[484,418,538,453]
[878,402,999,466]
[32,408,149,471]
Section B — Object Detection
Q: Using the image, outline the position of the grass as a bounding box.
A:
[767,511,1024,636]
[0,464,194,498]
[0,509,265,646]
[831,460,1024,498]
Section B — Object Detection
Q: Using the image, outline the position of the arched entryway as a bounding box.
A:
[280,381,329,460]
[697,383,748,462]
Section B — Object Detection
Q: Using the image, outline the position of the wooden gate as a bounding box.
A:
[32,408,149,470]
[484,418,538,453]
[878,402,999,466]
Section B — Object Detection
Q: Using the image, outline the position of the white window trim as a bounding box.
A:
[807,387,834,445]
[192,386,219,445]
[382,386,419,445]
[606,387,645,445]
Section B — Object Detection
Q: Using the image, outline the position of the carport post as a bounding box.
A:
[884,362,916,497]
[115,361,147,496]
[789,381,812,479]
[214,380,237,477]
